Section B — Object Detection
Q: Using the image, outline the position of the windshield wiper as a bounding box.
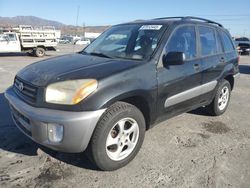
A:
[88,52,112,58]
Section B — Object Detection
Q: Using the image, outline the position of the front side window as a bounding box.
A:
[166,25,197,60]
[83,24,166,61]
[220,31,235,52]
[199,26,217,56]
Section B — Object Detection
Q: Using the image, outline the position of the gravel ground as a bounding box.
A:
[0,45,250,188]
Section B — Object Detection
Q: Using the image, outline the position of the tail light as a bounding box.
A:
[237,56,240,64]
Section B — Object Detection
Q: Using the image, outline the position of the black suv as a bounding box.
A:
[5,17,239,171]
[235,37,250,55]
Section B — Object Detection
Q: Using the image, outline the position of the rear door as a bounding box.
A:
[156,25,203,119]
[218,30,238,70]
[199,26,238,87]
[198,26,223,88]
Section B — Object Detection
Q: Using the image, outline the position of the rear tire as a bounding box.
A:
[34,47,45,57]
[88,102,146,171]
[205,79,231,116]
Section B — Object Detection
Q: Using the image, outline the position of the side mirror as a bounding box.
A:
[162,52,186,67]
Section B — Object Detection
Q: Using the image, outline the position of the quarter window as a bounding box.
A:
[216,31,223,54]
[220,31,235,52]
[199,26,217,56]
[166,26,197,60]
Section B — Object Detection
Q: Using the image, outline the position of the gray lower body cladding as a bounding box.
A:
[4,87,105,153]
[164,80,218,108]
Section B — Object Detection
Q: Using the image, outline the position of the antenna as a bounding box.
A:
[82,22,85,38]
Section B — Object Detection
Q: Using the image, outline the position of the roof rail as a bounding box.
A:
[184,16,223,27]
[153,16,223,27]
[153,17,185,20]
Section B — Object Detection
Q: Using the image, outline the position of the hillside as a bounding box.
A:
[0,16,110,35]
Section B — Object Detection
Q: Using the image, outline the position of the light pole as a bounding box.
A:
[82,22,85,38]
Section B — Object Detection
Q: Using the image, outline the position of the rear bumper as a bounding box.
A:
[233,73,240,87]
[238,48,250,53]
[233,73,240,79]
[5,87,105,153]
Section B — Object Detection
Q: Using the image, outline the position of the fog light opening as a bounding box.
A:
[47,123,64,143]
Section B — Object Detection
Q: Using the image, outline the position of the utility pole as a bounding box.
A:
[82,22,85,38]
[73,5,80,52]
[75,5,80,36]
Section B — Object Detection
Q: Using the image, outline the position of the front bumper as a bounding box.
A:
[5,87,105,153]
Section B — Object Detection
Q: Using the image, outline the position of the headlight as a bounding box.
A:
[45,79,98,105]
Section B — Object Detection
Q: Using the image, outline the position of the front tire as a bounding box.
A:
[88,102,146,171]
[206,79,231,116]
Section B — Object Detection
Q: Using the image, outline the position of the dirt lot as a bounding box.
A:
[0,44,250,188]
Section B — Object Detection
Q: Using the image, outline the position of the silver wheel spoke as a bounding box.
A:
[117,120,125,136]
[125,122,137,135]
[114,145,124,159]
[218,97,223,104]
[106,134,119,147]
[126,139,135,149]
[223,88,228,95]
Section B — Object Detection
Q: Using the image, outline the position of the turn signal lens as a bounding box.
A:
[72,80,98,104]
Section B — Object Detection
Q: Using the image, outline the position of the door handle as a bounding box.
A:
[220,57,225,63]
[193,64,200,71]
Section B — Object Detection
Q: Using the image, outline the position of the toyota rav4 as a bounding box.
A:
[5,17,240,171]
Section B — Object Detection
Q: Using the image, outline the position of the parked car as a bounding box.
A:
[234,37,250,55]
[74,38,91,45]
[58,38,70,44]
[5,16,239,171]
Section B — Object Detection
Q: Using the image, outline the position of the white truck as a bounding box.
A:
[0,25,60,57]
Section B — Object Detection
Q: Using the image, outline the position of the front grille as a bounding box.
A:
[10,105,32,136]
[14,77,38,102]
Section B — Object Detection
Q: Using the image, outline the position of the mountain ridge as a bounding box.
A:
[0,16,110,34]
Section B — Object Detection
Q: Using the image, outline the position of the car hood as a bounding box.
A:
[17,53,142,87]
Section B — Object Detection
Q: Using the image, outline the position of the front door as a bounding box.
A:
[0,33,21,53]
[156,25,203,120]
[0,35,9,52]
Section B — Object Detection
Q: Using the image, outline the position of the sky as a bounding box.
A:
[0,0,250,36]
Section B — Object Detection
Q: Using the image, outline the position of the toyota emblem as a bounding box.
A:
[18,82,24,91]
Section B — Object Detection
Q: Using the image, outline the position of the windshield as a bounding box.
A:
[83,24,166,61]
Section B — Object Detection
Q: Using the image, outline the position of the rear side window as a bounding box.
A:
[220,31,235,52]
[166,25,197,60]
[198,26,217,56]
